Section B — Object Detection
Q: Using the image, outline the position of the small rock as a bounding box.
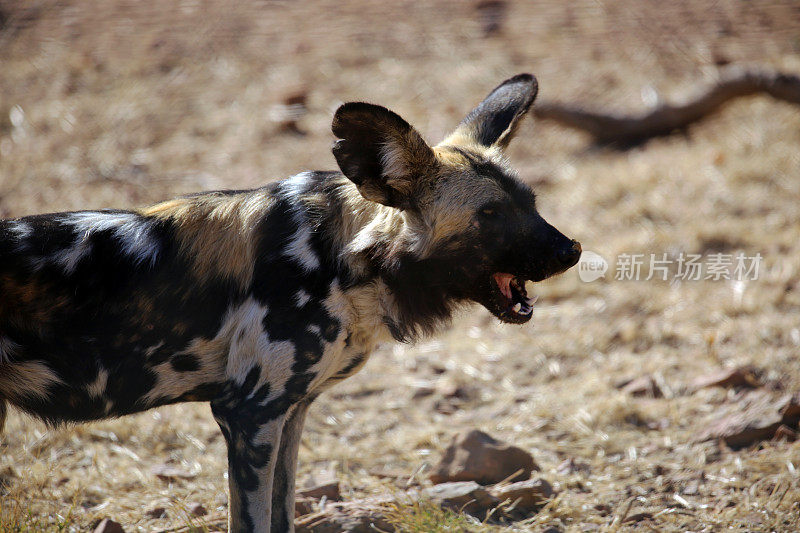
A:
[295,501,393,532]
[271,91,308,135]
[682,479,700,495]
[430,429,537,485]
[436,379,471,399]
[620,376,663,398]
[187,503,207,516]
[145,506,167,519]
[490,478,554,513]
[540,526,563,533]
[646,417,670,430]
[422,481,499,518]
[556,458,591,476]
[367,467,408,481]
[697,390,798,447]
[93,518,125,533]
[302,469,338,489]
[298,481,341,501]
[411,385,435,399]
[713,52,731,67]
[691,367,760,390]
[283,92,307,108]
[295,497,315,517]
[475,0,507,36]
[150,464,197,481]
[593,503,612,516]
[433,400,457,415]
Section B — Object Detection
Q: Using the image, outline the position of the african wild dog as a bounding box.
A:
[0,74,580,532]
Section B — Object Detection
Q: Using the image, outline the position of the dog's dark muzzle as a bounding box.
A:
[558,240,582,269]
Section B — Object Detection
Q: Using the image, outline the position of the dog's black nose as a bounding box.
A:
[558,240,582,267]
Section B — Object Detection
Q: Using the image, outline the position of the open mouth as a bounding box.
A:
[493,272,538,323]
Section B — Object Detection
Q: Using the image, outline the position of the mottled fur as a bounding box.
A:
[0,74,580,532]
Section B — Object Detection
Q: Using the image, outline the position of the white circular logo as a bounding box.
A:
[578,251,608,282]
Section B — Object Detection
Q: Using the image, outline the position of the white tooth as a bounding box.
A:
[512,303,521,313]
[520,306,532,315]
[526,295,539,305]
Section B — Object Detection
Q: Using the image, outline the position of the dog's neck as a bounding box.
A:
[286,171,464,341]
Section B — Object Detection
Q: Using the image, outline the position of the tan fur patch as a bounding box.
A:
[143,336,227,405]
[436,136,506,165]
[0,361,62,401]
[86,369,109,398]
[379,128,436,192]
[333,281,395,351]
[141,190,273,288]
[304,281,393,393]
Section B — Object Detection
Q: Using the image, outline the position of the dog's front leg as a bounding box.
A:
[212,401,287,533]
[270,398,314,532]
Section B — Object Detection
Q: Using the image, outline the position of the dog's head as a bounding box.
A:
[332,74,580,325]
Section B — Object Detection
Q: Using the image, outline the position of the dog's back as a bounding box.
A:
[0,194,268,425]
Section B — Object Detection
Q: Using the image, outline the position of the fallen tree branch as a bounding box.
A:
[533,68,800,147]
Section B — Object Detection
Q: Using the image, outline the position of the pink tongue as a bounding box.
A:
[493,273,514,300]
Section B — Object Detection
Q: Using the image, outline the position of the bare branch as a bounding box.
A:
[534,68,800,147]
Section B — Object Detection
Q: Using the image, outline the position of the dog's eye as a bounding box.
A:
[476,205,505,224]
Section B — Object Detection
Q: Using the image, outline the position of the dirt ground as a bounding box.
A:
[2,1,800,531]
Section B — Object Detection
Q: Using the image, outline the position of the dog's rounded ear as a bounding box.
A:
[444,73,538,150]
[332,102,436,209]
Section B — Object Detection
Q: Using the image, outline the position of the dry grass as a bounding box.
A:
[2,0,800,531]
[383,498,488,532]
